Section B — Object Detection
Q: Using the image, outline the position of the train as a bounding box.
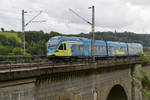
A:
[47,36,143,58]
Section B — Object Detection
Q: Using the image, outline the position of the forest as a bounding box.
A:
[0,29,150,56]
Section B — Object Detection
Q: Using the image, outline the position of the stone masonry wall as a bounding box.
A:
[0,65,140,100]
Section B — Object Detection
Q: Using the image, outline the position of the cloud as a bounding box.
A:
[0,0,150,34]
[124,0,150,6]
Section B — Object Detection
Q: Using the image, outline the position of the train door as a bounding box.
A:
[57,43,64,56]
[57,42,71,56]
[84,45,88,56]
[63,42,71,56]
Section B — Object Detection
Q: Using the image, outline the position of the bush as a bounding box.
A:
[0,32,22,47]
[0,46,12,55]
[12,47,22,55]
[132,55,150,99]
[27,40,47,55]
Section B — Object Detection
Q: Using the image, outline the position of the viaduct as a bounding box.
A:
[0,57,148,100]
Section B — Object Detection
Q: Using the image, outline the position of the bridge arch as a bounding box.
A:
[106,84,128,100]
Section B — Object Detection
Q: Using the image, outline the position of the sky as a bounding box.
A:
[0,0,150,34]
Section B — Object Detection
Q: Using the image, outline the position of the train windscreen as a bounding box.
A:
[48,41,58,49]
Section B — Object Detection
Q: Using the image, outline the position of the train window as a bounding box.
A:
[97,46,99,52]
[94,46,96,52]
[94,46,98,52]
[120,47,123,51]
[100,46,103,51]
[108,47,111,52]
[120,47,122,51]
[48,43,57,49]
[48,44,51,49]
[98,46,100,52]
[75,45,79,50]
[58,44,63,50]
[121,47,125,52]
[98,46,100,51]
[88,45,91,52]
[103,46,106,51]
[79,45,84,52]
[110,47,113,52]
[100,47,102,51]
[63,43,66,50]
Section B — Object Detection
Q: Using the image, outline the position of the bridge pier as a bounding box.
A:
[131,64,143,100]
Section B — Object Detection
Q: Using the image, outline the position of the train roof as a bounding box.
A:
[83,39,106,46]
[48,36,143,48]
[50,36,88,41]
[107,41,127,47]
[48,36,106,46]
[127,43,142,48]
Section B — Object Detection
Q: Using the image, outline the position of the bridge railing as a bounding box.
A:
[0,55,146,73]
[0,55,48,64]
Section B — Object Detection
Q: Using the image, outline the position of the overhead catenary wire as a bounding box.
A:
[22,10,46,55]
[69,8,92,25]
[69,6,95,62]
[25,11,43,26]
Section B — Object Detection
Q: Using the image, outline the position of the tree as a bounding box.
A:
[50,31,62,37]
[1,28,4,32]
[0,46,12,55]
[12,47,22,55]
[0,34,7,45]
[25,31,46,45]
[26,40,47,55]
[0,32,22,47]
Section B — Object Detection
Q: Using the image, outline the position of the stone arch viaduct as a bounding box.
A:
[0,57,148,100]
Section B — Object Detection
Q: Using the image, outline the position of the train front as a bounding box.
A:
[47,38,59,57]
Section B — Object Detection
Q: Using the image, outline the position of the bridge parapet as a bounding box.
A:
[0,56,145,82]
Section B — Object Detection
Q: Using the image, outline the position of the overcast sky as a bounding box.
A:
[0,0,150,34]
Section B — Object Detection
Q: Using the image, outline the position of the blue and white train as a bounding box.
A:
[47,36,143,57]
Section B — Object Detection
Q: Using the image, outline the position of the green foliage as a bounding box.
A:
[0,32,22,47]
[0,34,7,45]
[26,40,47,55]
[8,53,15,56]
[23,31,62,47]
[1,30,150,56]
[132,67,150,99]
[76,31,150,47]
[24,52,31,56]
[25,31,45,45]
[12,47,22,55]
[143,47,150,55]
[0,32,22,55]
[49,31,62,37]
[143,47,150,52]
[0,46,12,55]
[138,53,150,64]
[132,55,150,99]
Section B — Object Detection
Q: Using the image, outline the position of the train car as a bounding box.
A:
[71,39,107,57]
[47,36,107,57]
[47,36,73,57]
[127,43,143,55]
[107,41,128,56]
[47,36,143,58]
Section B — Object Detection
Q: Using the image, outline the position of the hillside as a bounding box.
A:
[0,31,150,55]
[0,32,22,55]
[76,31,150,47]
[0,32,22,46]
